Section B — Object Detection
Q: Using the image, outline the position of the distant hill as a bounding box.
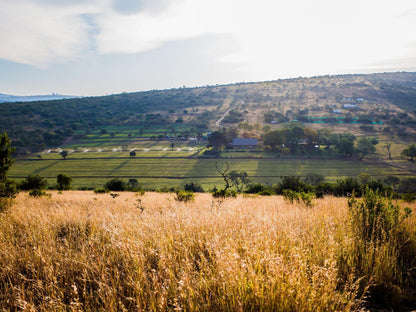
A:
[0,93,79,103]
[1,72,416,154]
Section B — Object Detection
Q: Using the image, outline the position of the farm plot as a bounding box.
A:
[9,155,410,190]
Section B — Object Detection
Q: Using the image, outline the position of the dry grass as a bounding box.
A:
[0,191,415,311]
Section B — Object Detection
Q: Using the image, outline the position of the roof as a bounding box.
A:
[232,138,258,146]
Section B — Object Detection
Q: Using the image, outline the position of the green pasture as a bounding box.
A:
[9,156,412,190]
[67,124,206,148]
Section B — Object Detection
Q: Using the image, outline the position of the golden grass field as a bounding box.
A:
[1,191,415,311]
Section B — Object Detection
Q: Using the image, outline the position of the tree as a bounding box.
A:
[128,178,140,190]
[263,130,285,151]
[401,143,416,161]
[184,182,204,193]
[0,132,15,182]
[304,173,324,186]
[384,175,400,188]
[357,137,377,159]
[207,131,228,152]
[104,178,128,191]
[57,173,72,190]
[228,170,250,192]
[384,143,392,160]
[212,162,237,197]
[19,174,48,191]
[60,150,69,160]
[358,172,372,185]
[338,138,355,157]
[0,132,18,211]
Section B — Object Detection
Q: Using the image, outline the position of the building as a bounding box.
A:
[231,138,258,149]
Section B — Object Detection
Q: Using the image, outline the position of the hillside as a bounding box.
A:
[1,72,416,154]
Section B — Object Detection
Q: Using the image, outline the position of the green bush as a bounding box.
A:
[104,179,128,191]
[282,189,315,207]
[94,188,108,194]
[212,189,237,198]
[19,174,48,191]
[402,193,416,202]
[57,173,72,190]
[29,188,51,198]
[338,188,415,309]
[245,183,274,195]
[282,189,300,203]
[184,182,204,193]
[175,190,195,202]
[348,188,403,242]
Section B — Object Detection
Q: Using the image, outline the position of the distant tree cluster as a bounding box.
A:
[263,126,378,158]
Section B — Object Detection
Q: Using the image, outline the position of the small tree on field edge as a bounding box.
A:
[57,173,72,190]
[60,150,69,160]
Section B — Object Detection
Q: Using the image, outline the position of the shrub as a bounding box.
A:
[282,190,315,207]
[0,181,17,213]
[299,192,315,207]
[19,174,48,191]
[333,177,361,197]
[348,188,404,243]
[29,188,50,198]
[245,183,274,195]
[282,189,299,203]
[304,173,324,186]
[175,190,195,202]
[184,182,204,193]
[57,173,72,190]
[94,188,108,194]
[402,193,416,203]
[0,132,18,212]
[338,188,415,308]
[277,176,310,193]
[104,179,128,192]
[212,189,237,198]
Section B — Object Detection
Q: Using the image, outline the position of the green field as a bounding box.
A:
[10,153,412,190]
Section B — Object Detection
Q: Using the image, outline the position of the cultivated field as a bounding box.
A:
[9,153,412,189]
[1,191,415,311]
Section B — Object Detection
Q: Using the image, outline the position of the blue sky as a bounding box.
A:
[1,0,415,96]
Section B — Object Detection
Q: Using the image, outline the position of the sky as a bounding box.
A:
[0,0,415,96]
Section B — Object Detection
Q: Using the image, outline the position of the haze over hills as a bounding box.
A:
[0,93,79,103]
[1,72,416,154]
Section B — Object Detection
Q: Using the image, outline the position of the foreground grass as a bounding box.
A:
[0,192,415,311]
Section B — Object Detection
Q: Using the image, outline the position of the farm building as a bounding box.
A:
[232,138,258,149]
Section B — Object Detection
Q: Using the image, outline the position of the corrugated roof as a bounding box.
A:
[232,138,258,146]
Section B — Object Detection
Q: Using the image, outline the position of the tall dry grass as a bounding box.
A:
[0,191,414,311]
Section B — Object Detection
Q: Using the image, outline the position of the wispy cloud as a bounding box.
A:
[0,0,415,76]
[0,1,96,66]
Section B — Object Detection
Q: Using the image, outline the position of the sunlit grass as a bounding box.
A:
[1,192,414,310]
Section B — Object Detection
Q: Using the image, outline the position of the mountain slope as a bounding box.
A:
[1,72,416,154]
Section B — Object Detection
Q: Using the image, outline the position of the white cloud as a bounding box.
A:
[0,0,415,77]
[94,0,238,54]
[0,1,97,66]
